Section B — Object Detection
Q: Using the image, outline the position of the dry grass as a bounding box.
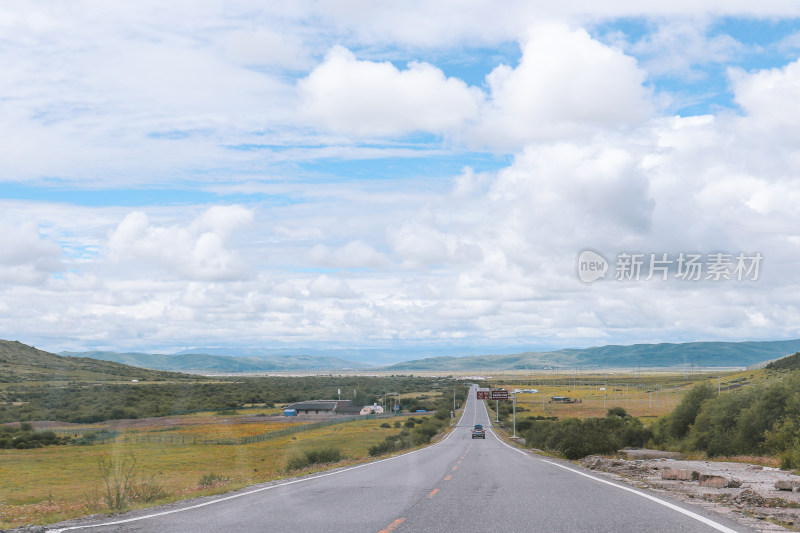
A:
[496,383,682,420]
[0,417,401,529]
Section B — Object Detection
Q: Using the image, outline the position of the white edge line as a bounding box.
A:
[488,428,741,533]
[48,407,465,532]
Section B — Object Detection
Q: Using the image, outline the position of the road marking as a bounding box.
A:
[379,518,405,532]
[427,489,439,498]
[457,460,462,464]
[444,475,452,481]
[451,465,458,471]
[489,430,739,533]
[47,409,467,532]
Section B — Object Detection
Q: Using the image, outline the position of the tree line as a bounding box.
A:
[0,375,452,424]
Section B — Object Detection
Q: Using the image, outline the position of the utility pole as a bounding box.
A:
[512,390,517,438]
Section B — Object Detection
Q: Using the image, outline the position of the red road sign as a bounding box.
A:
[476,389,490,399]
[491,389,509,400]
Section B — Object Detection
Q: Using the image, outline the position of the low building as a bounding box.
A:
[285,400,365,416]
[359,404,385,415]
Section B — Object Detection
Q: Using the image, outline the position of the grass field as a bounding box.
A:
[486,368,775,420]
[0,415,426,528]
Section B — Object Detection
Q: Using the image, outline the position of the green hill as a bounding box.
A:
[385,340,800,371]
[0,340,191,383]
[765,351,800,371]
[60,351,369,372]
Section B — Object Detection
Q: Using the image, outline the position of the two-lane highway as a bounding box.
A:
[51,387,756,532]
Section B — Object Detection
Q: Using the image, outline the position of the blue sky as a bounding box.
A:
[2,3,800,362]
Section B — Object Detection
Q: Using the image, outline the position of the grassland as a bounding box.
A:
[0,414,435,528]
[484,367,775,420]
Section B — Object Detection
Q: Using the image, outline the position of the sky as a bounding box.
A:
[2,2,800,361]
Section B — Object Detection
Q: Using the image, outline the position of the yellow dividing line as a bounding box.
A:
[379,518,405,532]
[428,489,439,498]
[451,465,458,471]
[444,475,452,481]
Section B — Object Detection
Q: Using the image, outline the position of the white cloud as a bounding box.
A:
[308,240,391,268]
[298,45,483,136]
[731,58,800,135]
[627,19,743,78]
[307,275,359,299]
[475,23,652,148]
[107,206,253,281]
[4,4,800,354]
[221,27,313,70]
[0,221,63,284]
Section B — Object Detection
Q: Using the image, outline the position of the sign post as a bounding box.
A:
[490,389,508,423]
[512,390,517,438]
[490,389,508,400]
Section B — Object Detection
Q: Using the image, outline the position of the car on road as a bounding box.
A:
[472,424,485,439]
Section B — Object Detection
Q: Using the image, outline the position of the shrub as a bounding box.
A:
[524,416,652,460]
[198,472,231,488]
[286,447,344,471]
[380,422,391,428]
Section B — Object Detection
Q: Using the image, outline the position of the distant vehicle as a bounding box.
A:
[416,409,427,412]
[283,409,298,416]
[472,424,485,439]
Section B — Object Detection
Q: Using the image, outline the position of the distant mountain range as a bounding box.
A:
[60,350,370,372]
[0,340,189,382]
[384,340,800,371]
[57,339,800,373]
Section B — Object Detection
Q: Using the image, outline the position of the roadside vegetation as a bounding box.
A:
[651,371,800,469]
[0,375,447,424]
[492,363,800,468]
[522,408,652,459]
[368,389,466,456]
[0,377,464,529]
[285,447,345,471]
[0,423,72,449]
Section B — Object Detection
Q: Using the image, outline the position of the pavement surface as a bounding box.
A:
[46,388,758,533]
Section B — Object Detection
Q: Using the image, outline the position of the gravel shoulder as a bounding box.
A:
[579,451,800,532]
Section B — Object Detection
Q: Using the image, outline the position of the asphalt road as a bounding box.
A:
[50,388,756,533]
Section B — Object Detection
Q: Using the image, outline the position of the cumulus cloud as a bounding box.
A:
[476,23,652,148]
[0,221,63,284]
[626,19,743,78]
[298,45,483,136]
[221,27,313,70]
[107,206,253,281]
[307,275,359,299]
[731,58,800,135]
[5,5,800,353]
[307,240,391,268]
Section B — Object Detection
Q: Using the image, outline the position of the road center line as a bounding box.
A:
[488,428,739,533]
[444,475,452,481]
[379,518,405,532]
[427,489,439,498]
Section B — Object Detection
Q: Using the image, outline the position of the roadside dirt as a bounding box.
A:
[580,451,800,532]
